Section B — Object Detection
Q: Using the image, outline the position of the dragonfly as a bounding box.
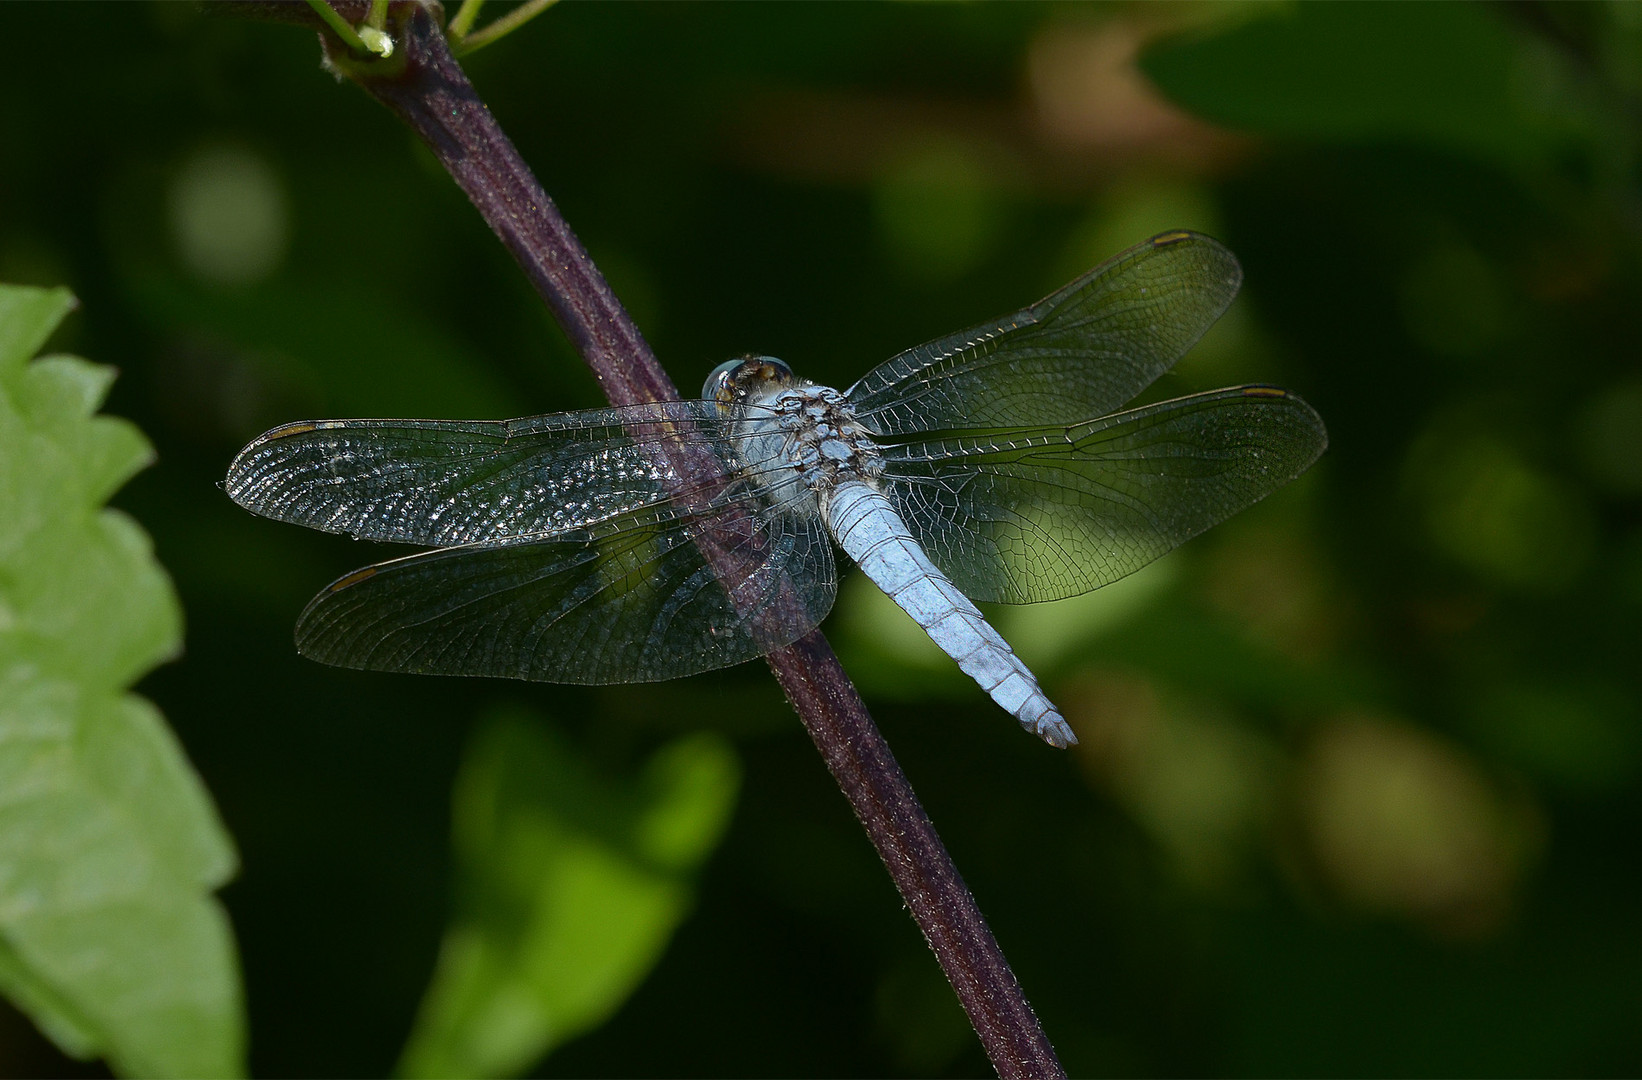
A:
[227,230,1326,749]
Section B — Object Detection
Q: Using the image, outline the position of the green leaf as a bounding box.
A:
[0,284,244,1078]
[397,712,741,1079]
[1141,4,1595,173]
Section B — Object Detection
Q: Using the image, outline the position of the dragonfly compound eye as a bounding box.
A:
[702,358,743,402]
[703,355,794,403]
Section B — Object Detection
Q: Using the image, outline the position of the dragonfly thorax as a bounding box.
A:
[705,358,884,509]
[709,355,884,496]
[763,384,885,495]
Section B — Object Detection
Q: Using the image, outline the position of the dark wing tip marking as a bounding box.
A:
[328,566,380,592]
[260,421,320,441]
[1239,384,1329,453]
[225,421,322,506]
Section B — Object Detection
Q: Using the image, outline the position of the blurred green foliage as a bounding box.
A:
[399,715,739,1078]
[0,1,1638,1076]
[0,286,242,1077]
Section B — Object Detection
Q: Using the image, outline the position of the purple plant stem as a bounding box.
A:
[275,3,1064,1075]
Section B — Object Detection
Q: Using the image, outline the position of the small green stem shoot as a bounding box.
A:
[454,0,557,56]
[448,0,485,41]
[303,0,369,53]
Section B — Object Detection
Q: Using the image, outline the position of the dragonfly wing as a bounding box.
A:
[846,231,1241,434]
[293,491,837,684]
[226,400,751,545]
[878,386,1327,603]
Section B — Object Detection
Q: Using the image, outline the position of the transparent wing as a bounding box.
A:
[293,488,836,684]
[226,400,761,545]
[877,386,1327,603]
[846,231,1242,435]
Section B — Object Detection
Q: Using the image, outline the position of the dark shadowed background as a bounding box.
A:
[2,2,1639,1076]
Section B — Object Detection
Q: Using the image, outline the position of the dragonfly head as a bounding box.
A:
[704,355,796,406]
